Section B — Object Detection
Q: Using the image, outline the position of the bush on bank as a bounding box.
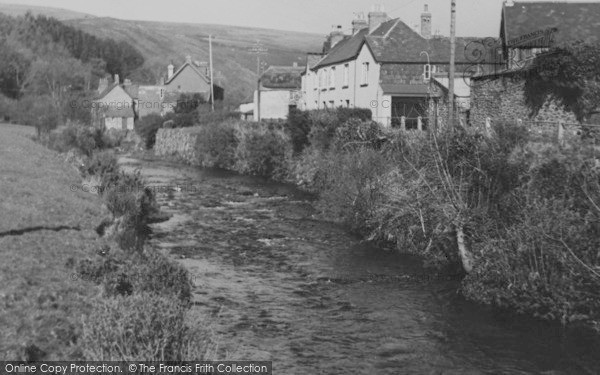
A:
[39,122,211,359]
[156,108,600,331]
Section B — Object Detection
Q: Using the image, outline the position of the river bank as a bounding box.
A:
[0,124,104,359]
[151,112,600,336]
[124,152,600,374]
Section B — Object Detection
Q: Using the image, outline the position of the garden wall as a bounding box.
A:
[470,73,578,127]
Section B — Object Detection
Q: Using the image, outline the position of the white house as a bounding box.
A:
[301,5,490,128]
[254,64,304,120]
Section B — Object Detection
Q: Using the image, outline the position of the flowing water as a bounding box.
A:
[122,156,600,375]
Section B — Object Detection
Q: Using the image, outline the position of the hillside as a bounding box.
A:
[0,3,94,20]
[66,18,324,105]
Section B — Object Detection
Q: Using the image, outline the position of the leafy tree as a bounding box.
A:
[174,93,206,114]
[25,52,90,117]
[524,42,600,121]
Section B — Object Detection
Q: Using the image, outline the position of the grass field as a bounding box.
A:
[0,124,105,360]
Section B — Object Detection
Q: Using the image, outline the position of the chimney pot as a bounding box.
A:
[114,74,119,84]
[186,55,192,64]
[368,5,388,33]
[329,25,346,49]
[167,63,174,80]
[421,3,432,39]
[352,12,368,34]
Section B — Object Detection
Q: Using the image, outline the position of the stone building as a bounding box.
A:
[469,1,600,126]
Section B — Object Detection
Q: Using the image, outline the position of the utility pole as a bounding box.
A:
[209,34,215,112]
[248,41,268,121]
[448,0,457,129]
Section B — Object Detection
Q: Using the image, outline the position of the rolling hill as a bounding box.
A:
[0,2,95,20]
[66,18,324,105]
[0,3,324,105]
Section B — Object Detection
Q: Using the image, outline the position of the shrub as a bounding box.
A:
[101,128,127,149]
[286,108,311,153]
[333,119,385,151]
[83,150,118,179]
[135,114,164,149]
[103,171,155,251]
[197,107,240,126]
[81,293,212,361]
[233,122,292,179]
[193,120,238,169]
[47,124,106,156]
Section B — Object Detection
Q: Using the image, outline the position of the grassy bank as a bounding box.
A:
[0,124,102,359]
[151,109,600,333]
[0,124,212,360]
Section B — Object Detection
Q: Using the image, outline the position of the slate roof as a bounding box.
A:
[313,28,369,69]
[94,83,119,100]
[501,2,600,48]
[260,65,305,89]
[166,61,210,85]
[123,84,139,100]
[312,19,476,70]
[94,82,137,101]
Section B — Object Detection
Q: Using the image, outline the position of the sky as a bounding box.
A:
[1,0,598,37]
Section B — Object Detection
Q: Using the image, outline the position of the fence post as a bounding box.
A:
[417,116,423,131]
[401,116,406,131]
[557,121,564,145]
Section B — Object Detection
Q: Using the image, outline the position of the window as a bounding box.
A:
[329,67,336,89]
[361,62,369,86]
[343,64,349,87]
[423,64,431,81]
[329,100,335,108]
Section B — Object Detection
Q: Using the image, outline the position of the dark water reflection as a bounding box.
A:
[122,157,600,375]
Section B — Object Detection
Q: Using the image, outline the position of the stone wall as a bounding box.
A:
[154,127,202,165]
[470,74,578,127]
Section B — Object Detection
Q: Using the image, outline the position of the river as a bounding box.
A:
[121,156,600,375]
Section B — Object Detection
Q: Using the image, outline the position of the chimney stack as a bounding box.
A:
[185,55,192,64]
[421,4,432,39]
[167,62,174,80]
[114,74,120,85]
[368,4,388,33]
[352,12,368,34]
[330,25,345,49]
[97,77,108,94]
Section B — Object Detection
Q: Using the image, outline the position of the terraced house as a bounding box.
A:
[301,5,491,128]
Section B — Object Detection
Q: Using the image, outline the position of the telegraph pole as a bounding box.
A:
[248,41,268,121]
[448,0,457,129]
[209,34,215,112]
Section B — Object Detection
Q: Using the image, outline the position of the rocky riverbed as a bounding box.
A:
[120,155,600,375]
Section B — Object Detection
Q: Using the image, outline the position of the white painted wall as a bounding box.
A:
[104,117,134,130]
[300,44,391,126]
[254,89,292,120]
